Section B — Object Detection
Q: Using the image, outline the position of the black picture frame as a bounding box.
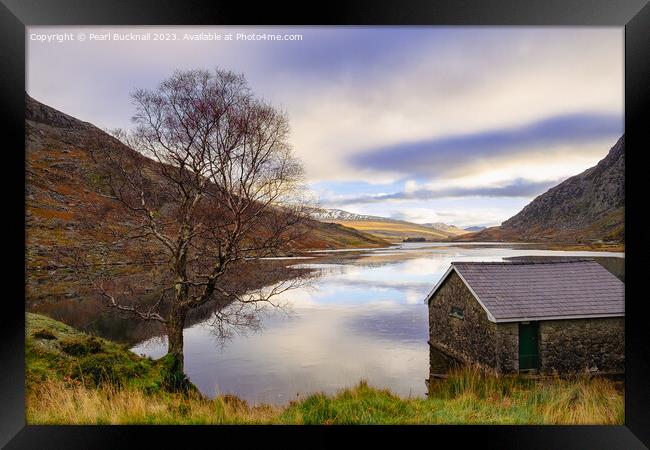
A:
[1,1,648,448]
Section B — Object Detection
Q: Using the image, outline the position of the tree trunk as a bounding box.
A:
[166,307,187,374]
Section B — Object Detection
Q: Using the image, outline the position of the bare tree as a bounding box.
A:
[91,68,312,374]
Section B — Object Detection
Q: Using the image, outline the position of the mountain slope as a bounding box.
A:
[25,95,388,300]
[460,136,624,244]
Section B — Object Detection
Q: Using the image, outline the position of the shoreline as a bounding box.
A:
[302,240,625,254]
[26,313,624,425]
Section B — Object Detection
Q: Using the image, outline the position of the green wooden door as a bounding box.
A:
[519,322,539,370]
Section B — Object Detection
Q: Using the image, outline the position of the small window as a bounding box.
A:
[449,306,464,320]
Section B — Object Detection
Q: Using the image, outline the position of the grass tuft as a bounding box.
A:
[33,328,57,340]
[60,336,103,356]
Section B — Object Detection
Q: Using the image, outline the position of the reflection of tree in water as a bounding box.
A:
[28,245,426,346]
[27,259,314,346]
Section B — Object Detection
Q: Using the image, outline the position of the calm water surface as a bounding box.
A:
[131,243,623,405]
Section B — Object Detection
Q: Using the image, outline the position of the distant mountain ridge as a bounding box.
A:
[311,208,468,242]
[459,136,624,244]
[422,222,468,235]
[310,208,388,222]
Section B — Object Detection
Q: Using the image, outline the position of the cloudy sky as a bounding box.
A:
[27,26,623,227]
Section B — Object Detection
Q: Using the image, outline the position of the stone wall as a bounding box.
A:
[495,322,518,373]
[539,318,624,374]
[429,271,514,372]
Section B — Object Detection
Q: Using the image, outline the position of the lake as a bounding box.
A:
[130,242,624,406]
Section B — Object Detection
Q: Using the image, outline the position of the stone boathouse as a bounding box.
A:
[425,259,624,375]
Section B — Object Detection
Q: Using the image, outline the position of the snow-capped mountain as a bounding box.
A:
[309,208,390,222]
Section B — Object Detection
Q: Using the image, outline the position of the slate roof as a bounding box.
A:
[427,259,624,322]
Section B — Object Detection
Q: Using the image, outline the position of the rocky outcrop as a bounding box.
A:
[461,136,624,244]
[26,94,93,130]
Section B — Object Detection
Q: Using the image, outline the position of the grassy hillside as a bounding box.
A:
[26,313,191,393]
[295,221,390,249]
[330,220,456,243]
[26,313,623,425]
